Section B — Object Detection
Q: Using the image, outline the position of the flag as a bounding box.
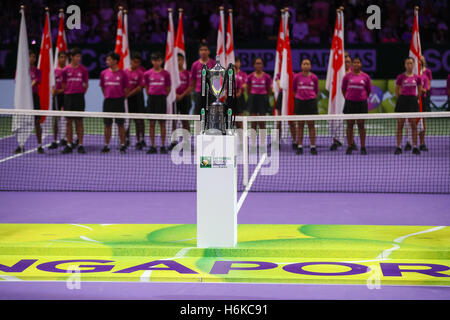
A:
[273,13,285,114]
[325,10,345,140]
[216,7,225,67]
[164,9,180,114]
[326,10,345,114]
[409,7,422,111]
[409,8,421,77]
[53,9,68,141]
[13,7,34,147]
[37,10,54,126]
[225,9,235,66]
[112,8,129,138]
[279,10,294,116]
[122,10,130,70]
[54,10,68,66]
[175,9,186,70]
[115,9,123,67]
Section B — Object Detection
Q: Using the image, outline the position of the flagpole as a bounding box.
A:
[413,5,424,131]
[217,6,225,66]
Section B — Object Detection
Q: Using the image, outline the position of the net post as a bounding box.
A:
[242,116,249,186]
[194,120,201,136]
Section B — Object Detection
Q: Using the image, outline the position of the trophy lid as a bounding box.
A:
[210,56,226,98]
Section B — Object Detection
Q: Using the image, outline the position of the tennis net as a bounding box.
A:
[0,109,449,193]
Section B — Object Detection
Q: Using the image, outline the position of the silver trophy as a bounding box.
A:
[200,55,236,135]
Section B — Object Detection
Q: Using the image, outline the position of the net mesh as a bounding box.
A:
[0,109,449,194]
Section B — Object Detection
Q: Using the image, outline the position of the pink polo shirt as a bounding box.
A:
[30,66,41,93]
[342,72,372,102]
[247,72,272,95]
[144,69,171,96]
[99,68,129,99]
[190,58,215,93]
[54,68,64,92]
[125,68,145,91]
[62,64,89,94]
[293,72,319,100]
[177,69,190,95]
[396,73,422,96]
[236,70,248,89]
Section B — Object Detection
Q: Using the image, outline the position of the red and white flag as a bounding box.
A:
[409,8,421,77]
[225,10,235,66]
[216,7,226,67]
[115,9,124,66]
[409,7,422,110]
[273,13,285,114]
[326,10,345,115]
[175,9,186,70]
[37,10,54,127]
[121,11,130,70]
[54,10,68,66]
[325,10,345,139]
[279,10,294,116]
[13,6,34,147]
[165,9,180,113]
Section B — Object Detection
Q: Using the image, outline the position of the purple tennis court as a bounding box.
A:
[0,191,449,300]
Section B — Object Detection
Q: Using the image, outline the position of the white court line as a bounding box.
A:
[140,247,194,283]
[275,227,449,266]
[0,143,51,164]
[0,134,14,141]
[71,224,93,231]
[336,226,447,265]
[375,226,446,260]
[70,224,103,243]
[237,153,267,214]
[79,236,102,243]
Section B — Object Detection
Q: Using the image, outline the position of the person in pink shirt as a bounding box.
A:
[49,51,68,150]
[61,48,89,154]
[15,51,43,154]
[125,52,146,150]
[274,71,298,150]
[246,57,272,117]
[394,57,423,155]
[100,52,129,154]
[234,57,248,116]
[246,57,272,151]
[168,53,191,151]
[341,56,371,155]
[293,59,319,155]
[188,43,215,115]
[144,52,171,154]
[329,52,353,153]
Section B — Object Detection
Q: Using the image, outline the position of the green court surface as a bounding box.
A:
[0,224,448,286]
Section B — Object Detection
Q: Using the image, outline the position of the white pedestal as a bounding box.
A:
[196,134,237,248]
